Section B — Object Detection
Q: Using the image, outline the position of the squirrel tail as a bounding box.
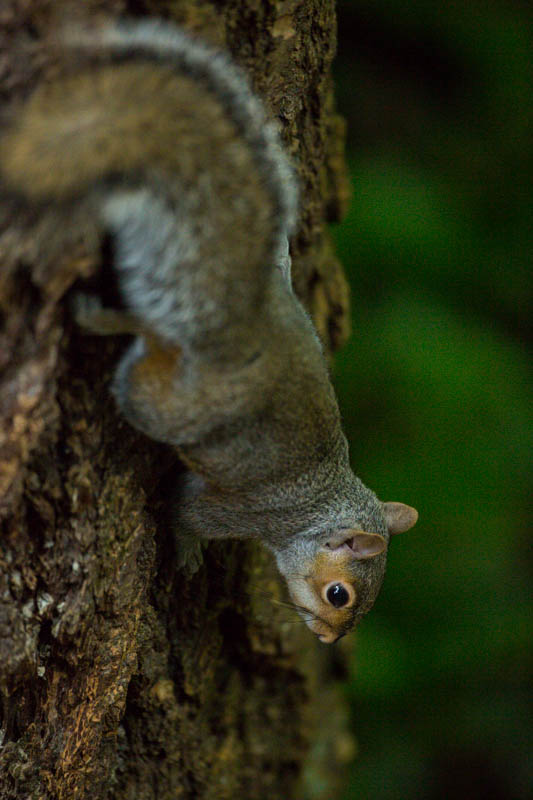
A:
[0,20,298,349]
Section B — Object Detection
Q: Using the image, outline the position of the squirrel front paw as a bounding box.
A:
[72,293,106,331]
[175,533,205,577]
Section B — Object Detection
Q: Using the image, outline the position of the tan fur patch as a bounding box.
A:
[288,549,359,638]
[1,63,243,199]
[130,334,182,415]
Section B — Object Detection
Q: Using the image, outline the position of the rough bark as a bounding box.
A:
[0,1,353,798]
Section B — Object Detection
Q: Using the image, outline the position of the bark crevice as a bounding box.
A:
[0,2,353,797]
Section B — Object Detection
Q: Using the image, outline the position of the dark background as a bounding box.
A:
[331,2,531,798]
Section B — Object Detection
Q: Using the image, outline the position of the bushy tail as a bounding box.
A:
[0,19,298,348]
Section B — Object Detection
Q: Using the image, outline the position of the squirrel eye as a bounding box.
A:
[325,583,350,608]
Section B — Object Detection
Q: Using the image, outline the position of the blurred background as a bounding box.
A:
[331,2,531,798]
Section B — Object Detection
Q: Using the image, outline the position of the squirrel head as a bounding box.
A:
[276,502,418,643]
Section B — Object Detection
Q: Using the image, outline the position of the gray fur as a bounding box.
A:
[0,19,417,641]
[102,189,217,343]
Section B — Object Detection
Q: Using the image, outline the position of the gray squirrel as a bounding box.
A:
[0,19,417,643]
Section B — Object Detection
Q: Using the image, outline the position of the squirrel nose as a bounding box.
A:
[318,630,342,644]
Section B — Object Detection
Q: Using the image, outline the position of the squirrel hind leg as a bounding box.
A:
[109,333,200,447]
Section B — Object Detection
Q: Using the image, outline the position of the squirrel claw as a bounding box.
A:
[71,293,106,331]
[175,534,205,576]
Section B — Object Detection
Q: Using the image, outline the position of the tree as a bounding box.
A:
[0,1,352,797]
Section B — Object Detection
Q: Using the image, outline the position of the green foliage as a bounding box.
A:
[333,2,532,797]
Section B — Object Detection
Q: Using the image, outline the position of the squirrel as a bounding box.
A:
[0,19,418,644]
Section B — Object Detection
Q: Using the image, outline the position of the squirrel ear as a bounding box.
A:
[383,502,418,535]
[351,532,387,559]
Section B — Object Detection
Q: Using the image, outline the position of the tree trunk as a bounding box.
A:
[0,1,353,797]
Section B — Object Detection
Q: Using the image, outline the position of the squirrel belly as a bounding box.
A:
[0,19,418,642]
